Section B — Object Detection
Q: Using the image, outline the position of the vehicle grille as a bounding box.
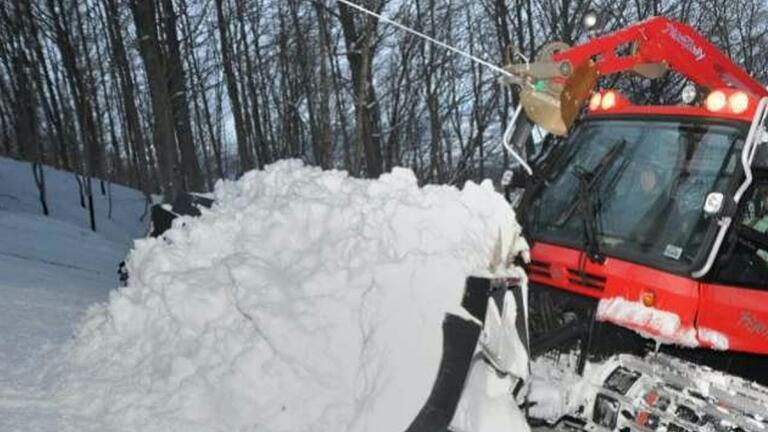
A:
[567,268,606,291]
[527,260,552,279]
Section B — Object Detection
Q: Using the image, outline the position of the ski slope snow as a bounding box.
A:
[0,157,148,430]
[0,157,149,244]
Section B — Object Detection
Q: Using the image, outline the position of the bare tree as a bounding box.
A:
[214,0,255,174]
[160,0,205,191]
[0,0,766,198]
[338,0,386,178]
[130,0,182,200]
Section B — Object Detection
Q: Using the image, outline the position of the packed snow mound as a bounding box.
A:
[53,160,527,432]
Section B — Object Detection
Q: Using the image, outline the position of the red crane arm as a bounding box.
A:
[551,17,768,98]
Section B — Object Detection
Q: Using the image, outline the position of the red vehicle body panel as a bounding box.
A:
[698,283,768,353]
[586,105,757,123]
[519,16,768,355]
[529,242,768,354]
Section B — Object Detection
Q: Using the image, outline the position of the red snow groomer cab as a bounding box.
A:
[503,17,768,380]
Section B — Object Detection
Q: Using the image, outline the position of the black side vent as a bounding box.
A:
[567,268,606,291]
[527,260,552,279]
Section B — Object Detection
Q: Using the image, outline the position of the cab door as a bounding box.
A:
[697,182,768,353]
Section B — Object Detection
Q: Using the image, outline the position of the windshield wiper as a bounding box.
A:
[558,140,627,263]
[555,140,627,226]
[573,166,605,263]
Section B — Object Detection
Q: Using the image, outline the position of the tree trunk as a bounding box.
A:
[24,0,69,170]
[73,2,105,180]
[313,2,334,169]
[32,163,49,216]
[0,105,11,155]
[160,0,205,191]
[178,0,223,182]
[47,0,100,231]
[130,0,182,200]
[103,0,151,194]
[236,0,267,168]
[214,0,254,174]
[337,2,384,178]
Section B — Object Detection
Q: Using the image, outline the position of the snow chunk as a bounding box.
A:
[698,327,729,351]
[528,352,588,422]
[450,361,529,432]
[596,297,699,347]
[52,160,526,432]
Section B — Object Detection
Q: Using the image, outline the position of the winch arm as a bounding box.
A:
[506,16,767,98]
[502,16,768,136]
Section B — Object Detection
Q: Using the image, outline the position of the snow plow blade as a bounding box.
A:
[405,314,481,432]
[406,277,529,432]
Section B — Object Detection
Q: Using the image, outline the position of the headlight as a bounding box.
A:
[681,84,697,104]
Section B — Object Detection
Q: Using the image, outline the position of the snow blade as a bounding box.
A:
[462,276,507,322]
[462,277,529,352]
[405,313,481,432]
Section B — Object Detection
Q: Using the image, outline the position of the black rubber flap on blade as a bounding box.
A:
[150,205,177,237]
[461,277,506,323]
[510,285,530,354]
[405,314,481,432]
[171,192,213,216]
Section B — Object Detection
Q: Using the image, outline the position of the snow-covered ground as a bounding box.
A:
[0,158,530,431]
[0,157,149,245]
[0,157,147,430]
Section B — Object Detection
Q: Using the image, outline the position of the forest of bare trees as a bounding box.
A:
[1,0,768,203]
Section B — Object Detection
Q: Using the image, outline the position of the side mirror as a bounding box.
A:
[501,168,528,205]
[501,168,527,189]
[703,192,724,215]
[501,170,514,187]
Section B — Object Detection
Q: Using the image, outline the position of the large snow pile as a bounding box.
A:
[52,160,527,431]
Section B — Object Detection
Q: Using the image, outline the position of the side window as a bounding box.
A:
[741,184,768,232]
[710,184,768,289]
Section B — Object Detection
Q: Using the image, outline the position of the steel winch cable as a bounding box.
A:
[336,0,535,174]
[336,0,516,80]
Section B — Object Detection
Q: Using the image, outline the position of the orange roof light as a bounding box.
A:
[729,91,750,114]
[586,87,755,118]
[588,90,630,112]
[705,89,755,115]
[601,91,617,110]
[705,90,727,112]
[589,93,602,111]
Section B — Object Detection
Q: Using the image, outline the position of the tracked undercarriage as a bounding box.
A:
[546,353,768,432]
